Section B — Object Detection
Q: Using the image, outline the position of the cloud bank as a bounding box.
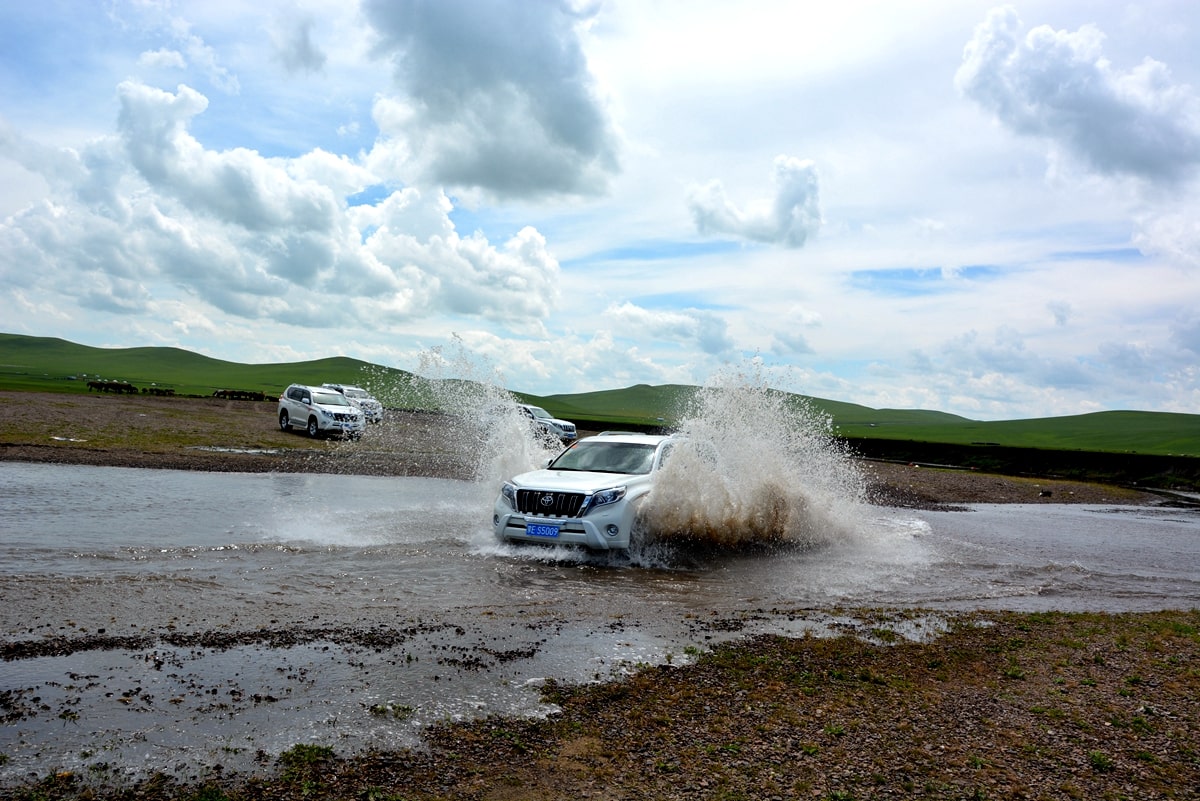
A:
[0,80,561,334]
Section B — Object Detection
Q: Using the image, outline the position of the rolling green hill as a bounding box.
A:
[0,333,421,402]
[832,410,1200,456]
[536,385,969,429]
[535,384,698,425]
[2,333,1198,458]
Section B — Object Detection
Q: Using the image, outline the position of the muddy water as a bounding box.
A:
[1,462,1198,787]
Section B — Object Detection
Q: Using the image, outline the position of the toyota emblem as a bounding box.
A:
[539,493,555,507]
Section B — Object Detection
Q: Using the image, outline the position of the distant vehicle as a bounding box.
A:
[322,383,384,424]
[493,432,676,550]
[518,403,577,443]
[278,384,364,439]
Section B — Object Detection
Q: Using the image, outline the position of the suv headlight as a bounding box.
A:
[589,485,627,510]
[500,482,517,508]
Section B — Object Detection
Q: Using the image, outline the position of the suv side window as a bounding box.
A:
[288,387,306,402]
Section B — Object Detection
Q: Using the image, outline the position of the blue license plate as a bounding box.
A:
[526,523,559,538]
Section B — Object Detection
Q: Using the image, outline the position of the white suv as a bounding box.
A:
[493,433,674,550]
[518,403,577,443]
[322,383,384,423]
[278,384,364,438]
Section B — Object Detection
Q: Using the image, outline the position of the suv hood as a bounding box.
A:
[312,401,359,415]
[511,469,649,493]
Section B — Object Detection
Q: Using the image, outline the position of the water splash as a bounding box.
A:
[358,338,560,484]
[355,344,866,557]
[639,363,866,550]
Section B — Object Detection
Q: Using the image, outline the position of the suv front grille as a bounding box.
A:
[515,489,586,517]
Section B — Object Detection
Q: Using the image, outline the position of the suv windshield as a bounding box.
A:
[549,441,657,474]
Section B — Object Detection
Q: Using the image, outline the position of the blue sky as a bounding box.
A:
[2,1,1198,420]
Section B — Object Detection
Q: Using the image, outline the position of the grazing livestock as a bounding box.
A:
[213,389,265,401]
[87,379,138,394]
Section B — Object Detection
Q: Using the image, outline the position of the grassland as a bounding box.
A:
[3,332,1199,461]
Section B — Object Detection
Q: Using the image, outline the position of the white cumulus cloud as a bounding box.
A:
[361,0,620,200]
[0,80,562,335]
[608,302,734,357]
[956,5,1200,184]
[688,155,822,247]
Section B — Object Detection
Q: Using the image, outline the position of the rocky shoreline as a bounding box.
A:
[4,610,1196,801]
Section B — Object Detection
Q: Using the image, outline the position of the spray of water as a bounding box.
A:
[357,338,560,485]
[639,363,866,550]
[354,344,866,559]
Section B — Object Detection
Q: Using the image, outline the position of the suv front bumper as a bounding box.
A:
[319,418,364,436]
[493,500,635,550]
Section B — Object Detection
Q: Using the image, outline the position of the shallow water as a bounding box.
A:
[1,462,1197,786]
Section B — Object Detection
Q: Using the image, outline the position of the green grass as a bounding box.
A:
[3,333,1200,458]
[834,409,1200,456]
[0,333,427,405]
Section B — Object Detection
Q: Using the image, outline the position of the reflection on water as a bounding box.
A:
[1,461,1198,786]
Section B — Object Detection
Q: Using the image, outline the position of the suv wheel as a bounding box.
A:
[279,410,290,431]
[306,417,320,438]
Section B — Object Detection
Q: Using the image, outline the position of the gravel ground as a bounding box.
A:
[2,390,1194,801]
[6,611,1196,801]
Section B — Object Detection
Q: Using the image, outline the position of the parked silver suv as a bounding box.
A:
[518,403,577,443]
[278,384,364,438]
[322,383,384,423]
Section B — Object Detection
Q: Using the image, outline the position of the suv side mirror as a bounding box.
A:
[302,395,312,405]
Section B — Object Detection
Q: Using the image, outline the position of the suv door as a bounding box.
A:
[283,386,310,430]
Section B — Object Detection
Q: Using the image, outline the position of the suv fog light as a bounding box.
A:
[605,524,619,537]
[493,515,500,527]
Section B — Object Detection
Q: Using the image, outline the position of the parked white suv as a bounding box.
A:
[493,432,675,550]
[278,384,364,438]
[322,383,384,423]
[518,403,577,443]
